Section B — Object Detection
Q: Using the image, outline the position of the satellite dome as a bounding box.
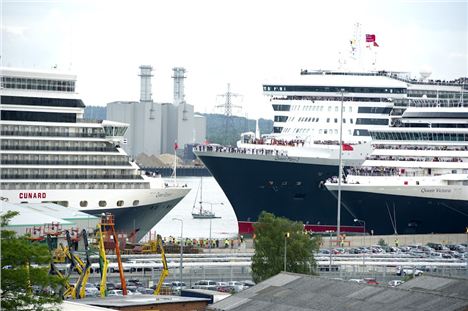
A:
[419,65,432,81]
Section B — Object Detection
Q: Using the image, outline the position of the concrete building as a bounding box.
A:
[107,66,206,157]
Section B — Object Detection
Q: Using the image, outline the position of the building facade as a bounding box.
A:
[106,66,206,157]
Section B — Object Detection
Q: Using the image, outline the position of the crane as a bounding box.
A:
[153,234,169,295]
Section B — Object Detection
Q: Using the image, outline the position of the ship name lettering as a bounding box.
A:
[19,192,47,199]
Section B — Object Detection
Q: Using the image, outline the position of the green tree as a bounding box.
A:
[1,211,63,311]
[251,211,320,283]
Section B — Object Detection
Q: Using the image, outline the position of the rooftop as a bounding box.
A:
[208,272,468,311]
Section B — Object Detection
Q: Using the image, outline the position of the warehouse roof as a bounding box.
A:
[208,273,468,311]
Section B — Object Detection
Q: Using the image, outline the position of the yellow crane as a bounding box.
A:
[96,224,109,298]
[153,234,169,295]
[46,235,73,298]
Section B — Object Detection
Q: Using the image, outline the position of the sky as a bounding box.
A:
[1,0,467,120]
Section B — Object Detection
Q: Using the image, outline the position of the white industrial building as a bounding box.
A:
[107,66,206,157]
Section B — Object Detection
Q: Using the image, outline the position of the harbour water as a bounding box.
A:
[151,177,239,239]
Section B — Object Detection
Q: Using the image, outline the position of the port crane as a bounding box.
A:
[153,234,169,295]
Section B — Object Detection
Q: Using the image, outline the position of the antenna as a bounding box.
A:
[215,83,243,145]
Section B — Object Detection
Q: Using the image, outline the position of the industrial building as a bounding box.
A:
[107,66,206,157]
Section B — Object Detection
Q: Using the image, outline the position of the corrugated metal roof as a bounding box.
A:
[19,203,97,221]
[208,273,468,311]
[1,202,73,226]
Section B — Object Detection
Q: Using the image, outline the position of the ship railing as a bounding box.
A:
[408,99,468,108]
[0,174,144,180]
[366,156,465,163]
[0,146,117,152]
[300,69,467,87]
[1,182,150,191]
[0,131,106,138]
[0,160,131,166]
[373,144,468,151]
[193,145,289,157]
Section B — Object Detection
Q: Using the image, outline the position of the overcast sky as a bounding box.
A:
[2,0,467,119]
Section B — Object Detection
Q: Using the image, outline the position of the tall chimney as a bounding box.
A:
[139,65,153,103]
[172,67,186,106]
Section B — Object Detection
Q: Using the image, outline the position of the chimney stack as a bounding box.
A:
[139,65,153,103]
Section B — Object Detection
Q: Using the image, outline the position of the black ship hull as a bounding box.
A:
[197,153,354,226]
[328,189,468,234]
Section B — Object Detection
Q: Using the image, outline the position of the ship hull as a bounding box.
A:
[326,187,468,234]
[2,187,190,241]
[197,152,355,226]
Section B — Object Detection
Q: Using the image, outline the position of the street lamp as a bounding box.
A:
[284,232,290,271]
[206,202,223,252]
[325,230,334,272]
[336,88,345,245]
[354,218,366,266]
[172,217,183,284]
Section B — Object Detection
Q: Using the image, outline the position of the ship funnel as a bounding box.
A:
[139,65,153,103]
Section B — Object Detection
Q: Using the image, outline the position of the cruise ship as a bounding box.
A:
[325,83,468,234]
[0,68,190,241]
[194,70,467,231]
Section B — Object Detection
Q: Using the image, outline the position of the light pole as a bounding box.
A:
[336,88,345,245]
[326,230,334,272]
[206,202,223,252]
[173,218,183,284]
[284,232,290,271]
[354,218,366,265]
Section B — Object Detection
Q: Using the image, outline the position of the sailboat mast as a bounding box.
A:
[200,176,203,213]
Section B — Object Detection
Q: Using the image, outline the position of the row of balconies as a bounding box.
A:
[0,146,116,152]
[0,160,131,166]
[1,174,143,180]
[1,130,105,138]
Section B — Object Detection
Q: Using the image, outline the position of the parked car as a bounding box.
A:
[108,289,123,296]
[396,266,424,276]
[85,284,99,297]
[192,280,217,291]
[388,280,405,287]
[348,279,366,284]
[364,278,379,285]
[216,282,231,292]
[171,281,187,294]
[228,281,246,293]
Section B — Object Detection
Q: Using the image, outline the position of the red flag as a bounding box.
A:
[365,34,376,42]
[373,41,379,47]
[342,143,354,151]
[174,141,179,150]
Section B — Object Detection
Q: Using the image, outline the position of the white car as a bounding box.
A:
[396,266,424,276]
[192,280,217,291]
[388,280,405,287]
[228,281,247,293]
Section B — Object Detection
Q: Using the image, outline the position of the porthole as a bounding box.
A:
[133,200,139,206]
[99,200,107,207]
[117,200,124,207]
[80,200,88,207]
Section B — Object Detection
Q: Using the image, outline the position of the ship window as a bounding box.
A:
[117,200,124,207]
[350,119,353,124]
[99,200,107,207]
[335,106,338,112]
[326,118,330,123]
[328,106,332,112]
[334,118,338,123]
[343,118,346,123]
[296,181,302,186]
[133,200,139,206]
[80,200,88,207]
[349,107,352,112]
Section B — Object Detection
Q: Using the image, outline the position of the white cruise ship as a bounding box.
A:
[326,80,468,234]
[194,70,467,233]
[0,68,190,241]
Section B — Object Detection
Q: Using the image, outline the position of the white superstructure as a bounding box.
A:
[325,78,468,234]
[0,67,190,241]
